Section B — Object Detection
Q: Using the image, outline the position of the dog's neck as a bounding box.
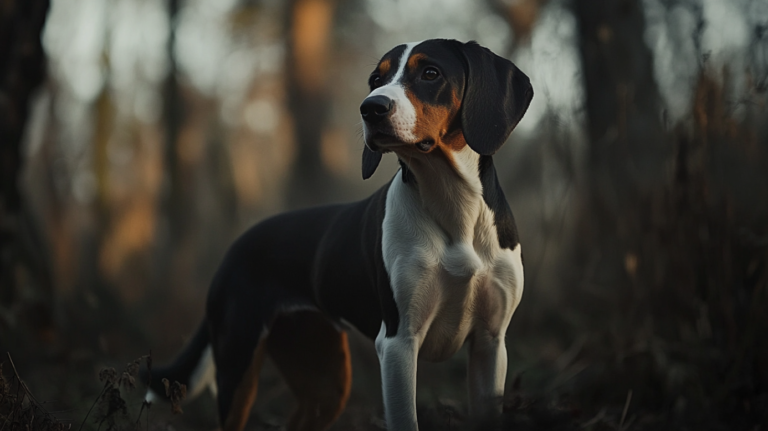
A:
[396,145,485,245]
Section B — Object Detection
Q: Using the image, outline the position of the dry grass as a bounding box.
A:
[0,353,189,431]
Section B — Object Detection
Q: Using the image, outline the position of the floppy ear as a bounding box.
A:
[459,41,533,155]
[362,146,382,179]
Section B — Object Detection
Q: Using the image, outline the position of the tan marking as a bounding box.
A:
[223,339,267,431]
[406,88,465,155]
[379,58,391,76]
[441,128,468,152]
[267,310,352,431]
[407,53,428,71]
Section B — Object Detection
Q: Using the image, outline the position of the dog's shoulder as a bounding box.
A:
[312,179,397,338]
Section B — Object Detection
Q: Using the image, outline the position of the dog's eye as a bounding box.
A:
[422,67,440,81]
[369,75,382,89]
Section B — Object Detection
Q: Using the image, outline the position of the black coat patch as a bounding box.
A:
[478,155,519,250]
[398,159,414,184]
[311,183,399,338]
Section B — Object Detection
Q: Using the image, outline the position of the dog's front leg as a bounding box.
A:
[467,331,507,420]
[376,327,420,431]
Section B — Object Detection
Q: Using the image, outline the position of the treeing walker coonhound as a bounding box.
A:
[144,38,533,431]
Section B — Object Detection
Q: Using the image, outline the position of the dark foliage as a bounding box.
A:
[0,355,68,431]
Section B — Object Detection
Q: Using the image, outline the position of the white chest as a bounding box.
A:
[381,173,524,362]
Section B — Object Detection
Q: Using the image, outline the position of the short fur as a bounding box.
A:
[145,39,533,431]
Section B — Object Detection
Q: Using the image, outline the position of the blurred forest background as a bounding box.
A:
[1,0,767,429]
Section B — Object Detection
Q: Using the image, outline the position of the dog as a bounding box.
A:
[144,39,533,431]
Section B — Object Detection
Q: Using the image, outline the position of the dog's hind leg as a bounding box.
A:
[266,310,352,431]
[213,323,268,431]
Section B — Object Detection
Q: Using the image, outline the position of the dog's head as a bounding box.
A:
[360,39,533,179]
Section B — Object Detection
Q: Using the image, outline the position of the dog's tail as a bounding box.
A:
[141,321,216,403]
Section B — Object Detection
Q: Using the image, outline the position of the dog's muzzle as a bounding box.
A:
[360,95,393,124]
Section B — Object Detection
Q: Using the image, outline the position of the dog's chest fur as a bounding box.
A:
[381,146,524,362]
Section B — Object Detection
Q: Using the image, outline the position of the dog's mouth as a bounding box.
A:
[366,132,401,151]
[367,133,435,154]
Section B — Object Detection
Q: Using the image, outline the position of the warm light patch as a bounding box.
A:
[230,139,263,206]
[504,0,544,43]
[625,252,638,277]
[292,0,334,93]
[100,197,157,302]
[321,127,350,175]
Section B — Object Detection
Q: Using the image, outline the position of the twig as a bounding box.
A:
[2,354,29,431]
[133,400,151,431]
[619,389,633,431]
[6,353,38,405]
[78,383,109,431]
[143,352,152,431]
[2,353,71,430]
[580,407,606,428]
[0,383,24,431]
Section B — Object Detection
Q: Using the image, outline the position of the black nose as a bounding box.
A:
[360,95,393,124]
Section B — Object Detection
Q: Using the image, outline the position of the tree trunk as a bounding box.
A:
[569,0,670,328]
[161,0,187,244]
[573,0,668,215]
[284,0,337,208]
[0,0,53,344]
